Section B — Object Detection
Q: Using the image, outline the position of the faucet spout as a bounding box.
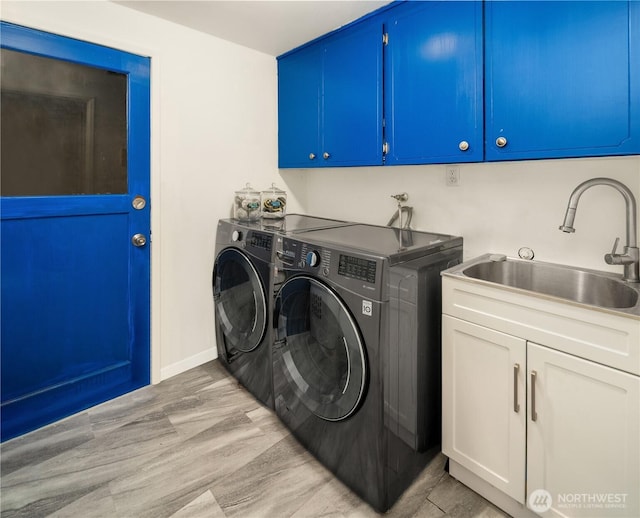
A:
[559,177,639,282]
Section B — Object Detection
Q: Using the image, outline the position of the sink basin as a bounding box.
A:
[462,259,639,309]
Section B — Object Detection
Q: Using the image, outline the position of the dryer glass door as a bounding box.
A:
[213,248,267,354]
[275,276,367,421]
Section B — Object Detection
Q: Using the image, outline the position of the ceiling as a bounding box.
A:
[114,1,390,56]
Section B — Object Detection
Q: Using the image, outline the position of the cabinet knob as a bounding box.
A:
[496,136,508,148]
[323,152,330,160]
[459,140,469,152]
[309,153,316,160]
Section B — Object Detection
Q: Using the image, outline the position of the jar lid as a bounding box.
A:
[262,182,285,195]
[236,183,259,196]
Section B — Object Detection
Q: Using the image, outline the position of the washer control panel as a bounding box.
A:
[338,254,376,284]
[278,237,384,300]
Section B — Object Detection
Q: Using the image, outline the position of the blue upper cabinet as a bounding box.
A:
[384,1,483,165]
[486,1,640,161]
[278,44,321,167]
[278,20,383,168]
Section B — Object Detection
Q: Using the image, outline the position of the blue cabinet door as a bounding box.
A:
[322,21,383,167]
[278,18,383,168]
[384,1,483,165]
[278,44,322,168]
[486,1,640,161]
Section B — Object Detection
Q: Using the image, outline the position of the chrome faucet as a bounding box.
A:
[559,177,639,283]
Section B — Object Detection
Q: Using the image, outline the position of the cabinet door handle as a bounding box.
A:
[530,370,538,422]
[513,363,520,413]
[323,152,330,160]
[309,153,316,160]
[496,136,508,148]
[459,140,470,152]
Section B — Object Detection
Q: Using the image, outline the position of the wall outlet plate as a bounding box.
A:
[446,165,460,186]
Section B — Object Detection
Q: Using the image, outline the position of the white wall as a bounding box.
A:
[288,155,640,273]
[1,0,291,382]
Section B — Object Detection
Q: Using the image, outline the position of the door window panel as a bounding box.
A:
[1,48,127,196]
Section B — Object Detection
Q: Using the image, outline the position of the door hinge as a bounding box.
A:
[382,33,389,46]
[383,142,389,155]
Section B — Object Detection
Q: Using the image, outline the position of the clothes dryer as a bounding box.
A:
[272,224,462,511]
[213,215,353,408]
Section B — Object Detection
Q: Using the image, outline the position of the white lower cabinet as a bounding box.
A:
[527,342,640,517]
[443,312,640,517]
[442,316,526,503]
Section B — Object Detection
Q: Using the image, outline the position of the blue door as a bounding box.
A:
[0,22,150,441]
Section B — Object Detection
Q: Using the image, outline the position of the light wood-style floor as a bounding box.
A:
[1,360,509,518]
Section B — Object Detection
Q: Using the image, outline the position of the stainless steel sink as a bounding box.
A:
[447,255,640,314]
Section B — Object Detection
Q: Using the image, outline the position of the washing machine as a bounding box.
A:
[272,224,462,511]
[212,215,353,408]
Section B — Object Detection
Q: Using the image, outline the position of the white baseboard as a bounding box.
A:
[159,348,218,381]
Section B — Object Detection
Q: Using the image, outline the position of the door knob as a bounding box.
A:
[132,234,147,247]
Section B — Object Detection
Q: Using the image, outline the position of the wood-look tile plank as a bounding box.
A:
[291,474,379,518]
[47,485,118,518]
[427,474,508,518]
[0,412,94,477]
[1,412,180,517]
[108,412,282,518]
[167,377,261,440]
[211,434,334,518]
[170,490,226,518]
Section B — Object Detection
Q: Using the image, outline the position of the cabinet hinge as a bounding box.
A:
[383,142,389,155]
[382,33,389,46]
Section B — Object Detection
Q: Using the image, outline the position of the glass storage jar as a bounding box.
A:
[261,183,287,219]
[233,183,261,221]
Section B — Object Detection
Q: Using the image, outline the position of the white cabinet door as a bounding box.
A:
[527,342,640,517]
[442,316,527,503]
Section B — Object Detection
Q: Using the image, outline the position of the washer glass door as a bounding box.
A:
[275,275,367,421]
[213,248,267,354]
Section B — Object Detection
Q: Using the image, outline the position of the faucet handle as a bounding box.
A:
[610,237,621,255]
[605,237,623,265]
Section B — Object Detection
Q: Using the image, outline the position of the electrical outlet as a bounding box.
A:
[446,165,460,186]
